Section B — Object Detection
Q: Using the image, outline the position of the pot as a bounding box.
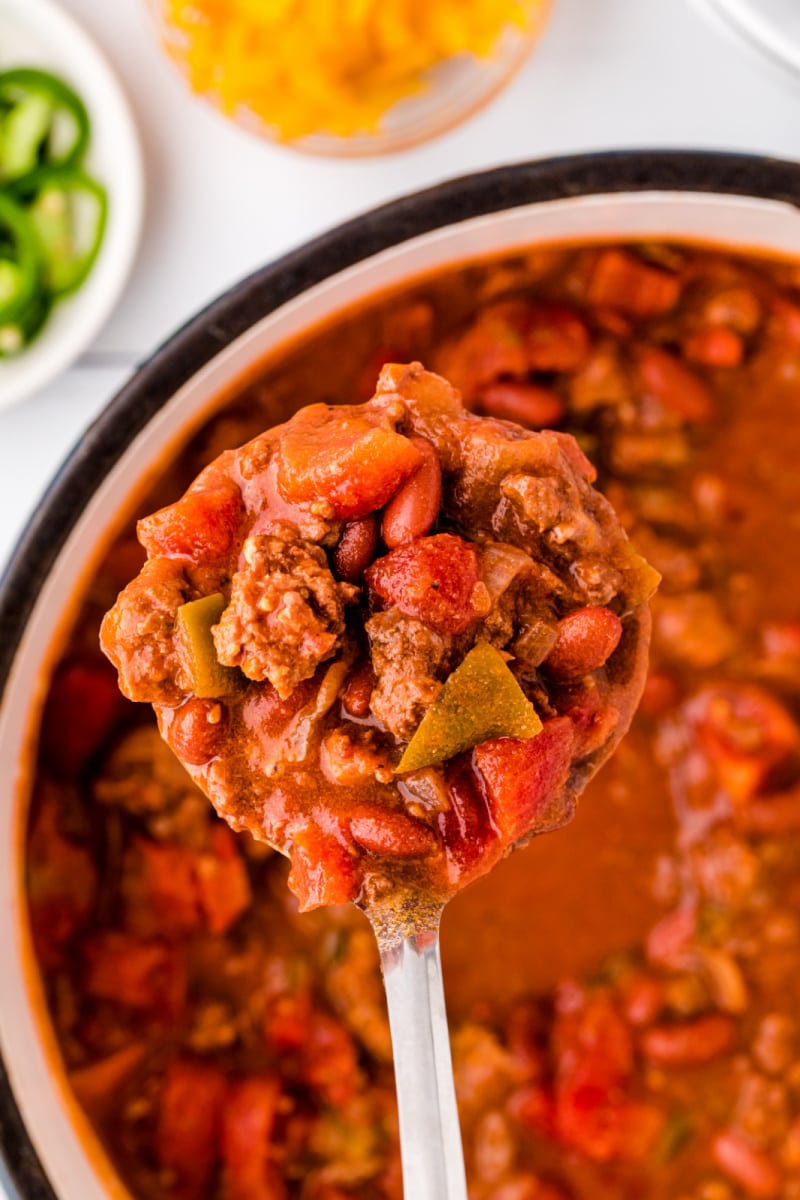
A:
[2,150,800,1200]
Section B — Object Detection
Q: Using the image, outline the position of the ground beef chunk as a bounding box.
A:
[93,725,207,835]
[366,610,451,740]
[321,727,394,786]
[213,528,358,698]
[100,558,188,705]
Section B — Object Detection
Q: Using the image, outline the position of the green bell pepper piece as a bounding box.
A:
[176,594,238,699]
[396,641,543,774]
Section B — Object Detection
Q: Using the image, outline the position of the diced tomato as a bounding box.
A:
[434,304,529,394]
[554,986,633,1089]
[220,1077,286,1200]
[558,1090,663,1163]
[551,988,661,1162]
[69,1043,146,1117]
[586,248,681,318]
[474,718,575,844]
[195,825,252,935]
[509,1083,557,1140]
[156,1058,227,1200]
[83,931,186,1020]
[523,302,590,372]
[138,482,243,561]
[27,783,97,967]
[41,657,129,779]
[122,828,250,940]
[276,408,422,519]
[440,757,499,886]
[634,346,714,423]
[264,984,313,1055]
[301,1014,361,1107]
[287,821,359,912]
[122,838,203,939]
[365,533,481,635]
[686,683,800,804]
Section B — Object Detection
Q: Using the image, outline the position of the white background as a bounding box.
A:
[1,0,800,574]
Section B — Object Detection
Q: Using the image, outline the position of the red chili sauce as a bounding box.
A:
[26,241,800,1200]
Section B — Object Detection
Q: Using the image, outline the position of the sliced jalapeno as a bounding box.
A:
[12,166,107,296]
[0,191,41,322]
[0,68,90,178]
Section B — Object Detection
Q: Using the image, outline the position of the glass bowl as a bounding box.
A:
[147,0,552,157]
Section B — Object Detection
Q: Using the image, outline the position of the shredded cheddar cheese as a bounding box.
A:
[160,0,539,142]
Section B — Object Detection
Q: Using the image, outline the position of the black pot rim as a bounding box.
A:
[3,147,800,1200]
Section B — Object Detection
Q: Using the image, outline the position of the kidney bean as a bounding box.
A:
[712,1131,783,1199]
[382,437,442,548]
[646,905,696,967]
[635,346,715,423]
[544,606,623,679]
[623,974,665,1027]
[641,1014,736,1066]
[683,326,744,368]
[168,698,227,765]
[474,381,565,429]
[349,808,436,858]
[333,513,378,582]
[342,660,375,718]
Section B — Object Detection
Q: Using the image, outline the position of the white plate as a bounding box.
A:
[0,0,144,411]
[693,0,800,78]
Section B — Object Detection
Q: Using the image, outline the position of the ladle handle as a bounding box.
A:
[379,928,469,1200]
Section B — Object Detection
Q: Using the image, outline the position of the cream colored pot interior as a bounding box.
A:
[3,190,800,1200]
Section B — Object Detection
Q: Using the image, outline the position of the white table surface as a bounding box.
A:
[2,0,800,575]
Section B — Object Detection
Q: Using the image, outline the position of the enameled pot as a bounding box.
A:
[3,150,800,1200]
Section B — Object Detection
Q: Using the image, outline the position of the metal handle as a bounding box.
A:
[378,927,469,1200]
